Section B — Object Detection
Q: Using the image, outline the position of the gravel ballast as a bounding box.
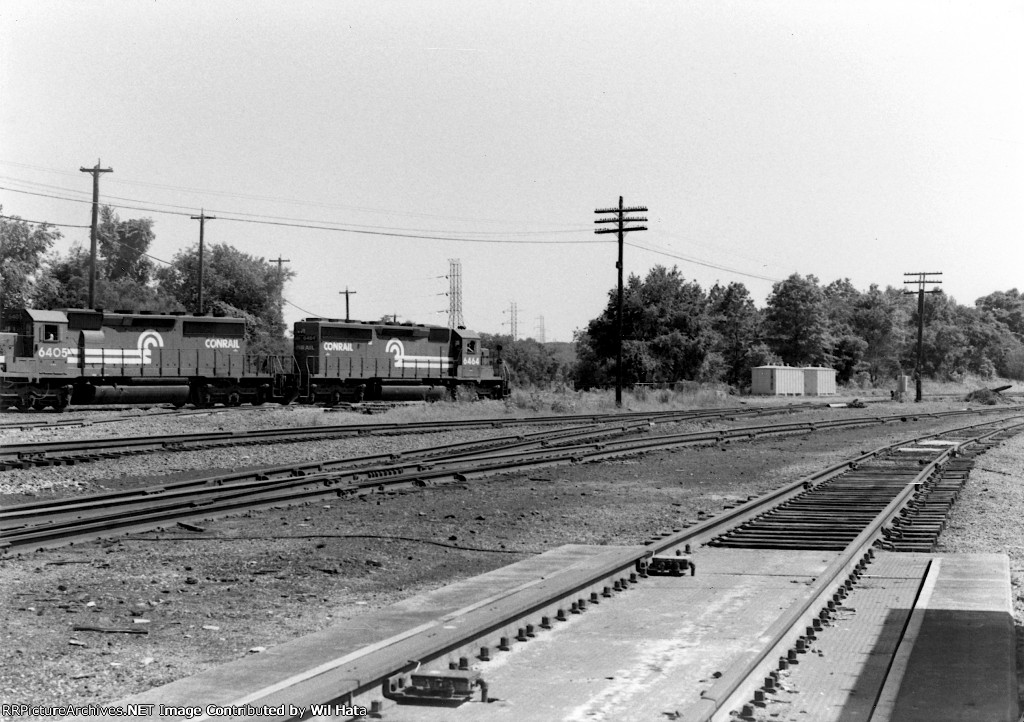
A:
[1,401,1022,718]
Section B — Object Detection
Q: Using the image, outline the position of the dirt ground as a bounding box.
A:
[1,403,1022,718]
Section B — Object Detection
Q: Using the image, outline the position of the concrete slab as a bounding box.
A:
[754,551,932,721]
[886,553,1017,722]
[76,545,647,721]
[365,548,840,722]
[754,552,1018,722]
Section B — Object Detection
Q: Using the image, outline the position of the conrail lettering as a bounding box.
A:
[323,342,354,352]
[205,338,240,350]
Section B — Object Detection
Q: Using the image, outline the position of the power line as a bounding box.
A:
[0,174,592,237]
[626,240,783,283]
[0,184,606,245]
[283,297,322,318]
[0,213,89,228]
[0,163,594,230]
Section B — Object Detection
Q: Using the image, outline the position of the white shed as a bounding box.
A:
[751,366,805,395]
[802,367,837,396]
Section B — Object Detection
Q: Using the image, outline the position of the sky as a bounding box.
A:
[1,0,1021,342]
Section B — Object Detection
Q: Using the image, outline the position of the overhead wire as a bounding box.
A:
[0,184,607,244]
[0,213,89,229]
[1,174,592,236]
[0,159,593,229]
[625,240,784,283]
[2,164,788,285]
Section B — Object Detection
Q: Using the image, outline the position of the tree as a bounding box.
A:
[764,274,831,366]
[0,209,62,326]
[33,244,91,309]
[480,333,570,387]
[98,206,155,285]
[155,243,295,353]
[976,289,1024,340]
[576,265,714,387]
[849,285,906,383]
[708,282,762,387]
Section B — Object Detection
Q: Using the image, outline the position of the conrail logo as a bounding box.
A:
[138,330,164,364]
[205,338,241,350]
[65,329,165,366]
[386,338,455,371]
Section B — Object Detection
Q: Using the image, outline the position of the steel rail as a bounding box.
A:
[0,403,806,468]
[680,419,1024,722]
[90,415,1024,722]
[4,410,1022,553]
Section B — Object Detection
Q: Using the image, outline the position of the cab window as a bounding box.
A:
[467,340,477,354]
[42,324,59,342]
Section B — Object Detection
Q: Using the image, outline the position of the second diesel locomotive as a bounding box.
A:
[0,308,508,410]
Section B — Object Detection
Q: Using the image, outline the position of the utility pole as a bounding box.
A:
[269,256,290,320]
[339,287,357,322]
[448,258,464,329]
[536,315,546,344]
[595,196,647,408]
[190,210,216,314]
[903,271,943,402]
[80,160,113,308]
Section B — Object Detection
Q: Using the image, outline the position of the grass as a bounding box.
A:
[272,373,1024,427]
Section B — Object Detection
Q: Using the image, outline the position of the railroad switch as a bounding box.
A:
[382,668,488,706]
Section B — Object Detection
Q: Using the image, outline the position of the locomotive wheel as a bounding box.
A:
[226,392,242,407]
[327,390,342,407]
[252,388,267,406]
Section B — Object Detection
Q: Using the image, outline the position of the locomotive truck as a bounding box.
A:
[0,308,508,411]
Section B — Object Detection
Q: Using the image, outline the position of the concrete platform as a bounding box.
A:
[756,552,1017,722]
[71,544,648,721]
[883,553,1017,722]
[368,547,840,721]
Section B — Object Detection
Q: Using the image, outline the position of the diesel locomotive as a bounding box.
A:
[0,308,509,411]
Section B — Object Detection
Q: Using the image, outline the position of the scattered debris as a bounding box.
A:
[72,625,148,635]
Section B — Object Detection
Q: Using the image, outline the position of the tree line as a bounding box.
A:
[3,209,1020,390]
[0,207,294,353]
[572,266,1024,390]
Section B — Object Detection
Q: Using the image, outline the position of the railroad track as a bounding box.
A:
[88,412,1024,722]
[0,405,267,431]
[0,402,835,470]
[4,407,1019,554]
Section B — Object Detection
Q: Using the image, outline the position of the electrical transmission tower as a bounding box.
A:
[903,271,943,403]
[448,258,464,329]
[504,302,518,340]
[536,315,546,344]
[595,196,648,407]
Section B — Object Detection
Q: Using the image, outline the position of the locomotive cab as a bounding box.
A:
[0,310,75,410]
[19,309,69,358]
[451,328,509,399]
